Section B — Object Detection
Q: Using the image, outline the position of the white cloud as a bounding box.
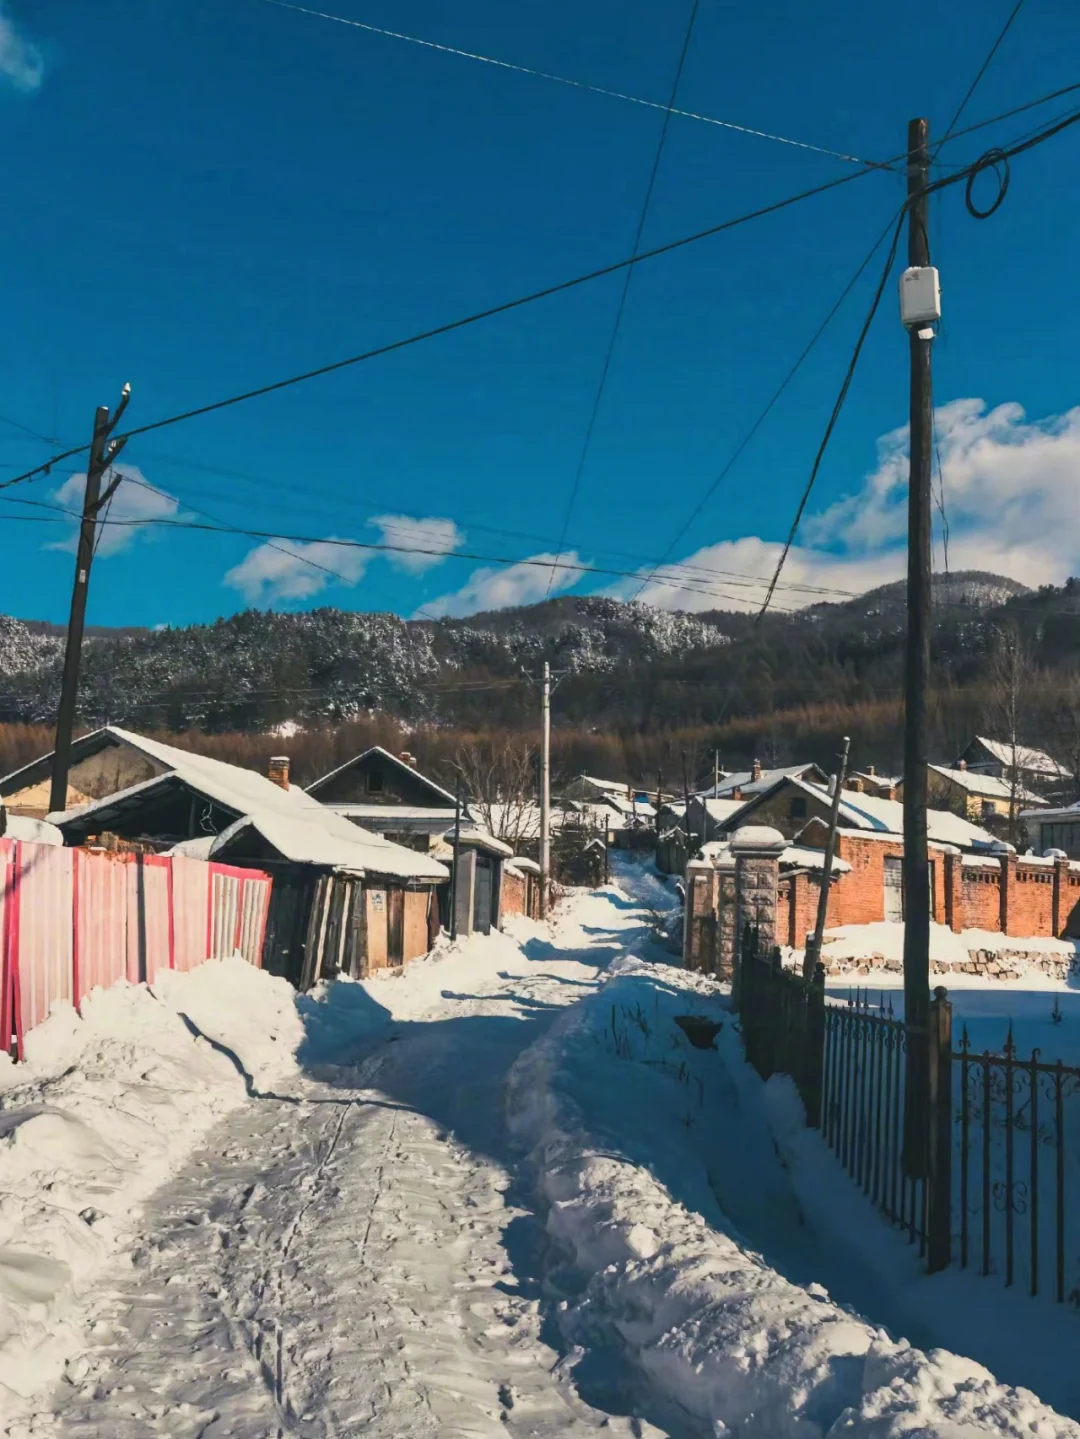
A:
[620,398,1080,613]
[0,6,42,91]
[49,466,180,557]
[369,514,463,574]
[224,538,366,605]
[420,551,583,619]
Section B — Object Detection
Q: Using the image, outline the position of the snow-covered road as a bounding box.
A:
[14,889,667,1438]
[6,860,1080,1438]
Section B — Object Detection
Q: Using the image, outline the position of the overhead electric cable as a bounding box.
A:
[545,0,701,596]
[630,210,901,601]
[8,92,1080,499]
[252,0,889,169]
[938,0,1027,150]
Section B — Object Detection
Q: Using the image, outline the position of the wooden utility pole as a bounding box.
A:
[713,750,720,797]
[450,772,463,940]
[803,735,850,979]
[681,752,691,845]
[655,766,663,842]
[902,116,934,1176]
[50,386,131,816]
[539,661,551,918]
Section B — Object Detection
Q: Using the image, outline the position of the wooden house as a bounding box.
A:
[0,725,181,819]
[307,746,457,850]
[956,736,1068,797]
[49,735,447,988]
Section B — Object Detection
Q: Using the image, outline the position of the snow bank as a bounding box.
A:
[507,957,1080,1438]
[0,958,302,1416]
[817,920,1078,971]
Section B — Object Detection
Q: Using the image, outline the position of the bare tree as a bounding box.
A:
[986,625,1036,847]
[454,737,538,850]
[1048,669,1080,806]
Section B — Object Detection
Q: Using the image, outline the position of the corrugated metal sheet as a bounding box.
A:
[73,848,128,1006]
[1,841,273,1058]
[16,844,74,1036]
[0,839,14,1054]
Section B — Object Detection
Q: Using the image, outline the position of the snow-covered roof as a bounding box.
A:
[446,826,515,858]
[307,745,457,805]
[575,775,629,795]
[165,835,216,860]
[1020,801,1080,823]
[507,856,541,876]
[712,763,823,798]
[966,736,1066,777]
[330,804,461,826]
[928,764,1044,804]
[50,728,448,882]
[2,813,63,846]
[698,797,748,822]
[215,812,448,880]
[793,778,997,849]
[603,794,656,819]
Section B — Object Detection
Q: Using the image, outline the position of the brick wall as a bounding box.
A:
[501,867,526,918]
[1007,861,1054,937]
[959,865,1001,931]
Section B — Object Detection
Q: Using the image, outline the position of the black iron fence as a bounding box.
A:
[733,928,1080,1296]
[956,1030,1080,1303]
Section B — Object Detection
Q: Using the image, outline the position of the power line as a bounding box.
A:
[758,212,907,619]
[758,102,1080,617]
[938,0,1028,150]
[10,506,809,611]
[630,210,902,602]
[545,0,701,597]
[8,85,1079,503]
[0,160,897,497]
[253,0,889,170]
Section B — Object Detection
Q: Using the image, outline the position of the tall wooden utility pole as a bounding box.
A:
[539,661,551,918]
[902,117,935,1176]
[655,766,663,843]
[50,386,131,816]
[450,772,464,940]
[803,735,850,980]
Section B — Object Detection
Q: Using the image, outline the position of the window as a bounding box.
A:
[789,797,807,821]
[366,771,384,793]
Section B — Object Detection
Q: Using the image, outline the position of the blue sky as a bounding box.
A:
[2,0,1079,628]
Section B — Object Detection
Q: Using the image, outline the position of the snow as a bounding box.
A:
[1,815,62,846]
[506,943,1080,1437]
[817,919,1079,968]
[3,857,1079,1435]
[213,810,449,879]
[0,957,303,1411]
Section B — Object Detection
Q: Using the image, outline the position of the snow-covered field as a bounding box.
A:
[1,857,1079,1435]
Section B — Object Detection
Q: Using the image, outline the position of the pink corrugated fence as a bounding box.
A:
[0,841,272,1059]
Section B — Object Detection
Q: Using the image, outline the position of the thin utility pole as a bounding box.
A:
[902,116,934,1177]
[50,386,131,816]
[540,661,551,918]
[681,752,691,845]
[803,735,850,980]
[655,766,663,843]
[713,750,720,797]
[450,772,463,940]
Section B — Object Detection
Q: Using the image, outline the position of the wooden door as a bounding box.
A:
[388,887,405,966]
[883,856,904,922]
[473,859,493,936]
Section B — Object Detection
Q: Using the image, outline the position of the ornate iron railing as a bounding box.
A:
[955,1030,1080,1303]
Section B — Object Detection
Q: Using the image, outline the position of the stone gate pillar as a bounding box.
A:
[731,825,786,964]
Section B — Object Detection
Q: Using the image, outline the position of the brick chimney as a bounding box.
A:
[958,759,967,771]
[866,763,876,777]
[268,755,290,790]
[751,758,762,783]
[400,751,418,769]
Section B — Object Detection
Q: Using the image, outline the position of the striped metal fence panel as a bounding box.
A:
[0,842,272,1058]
